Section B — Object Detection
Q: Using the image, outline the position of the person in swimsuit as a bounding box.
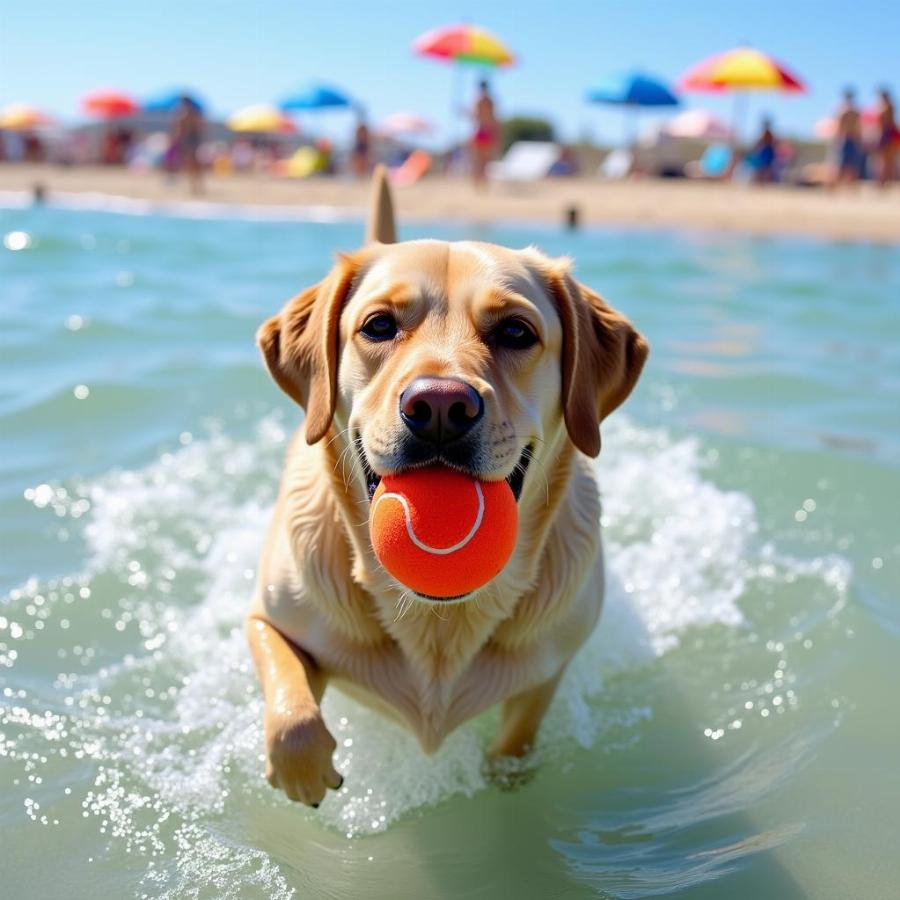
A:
[471,80,498,186]
[833,88,863,187]
[750,117,777,183]
[351,119,370,179]
[875,87,897,187]
[170,96,204,195]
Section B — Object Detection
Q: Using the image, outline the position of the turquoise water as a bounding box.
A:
[1,202,898,899]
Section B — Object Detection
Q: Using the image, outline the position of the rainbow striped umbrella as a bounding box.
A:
[679,47,806,93]
[413,23,514,142]
[413,23,515,67]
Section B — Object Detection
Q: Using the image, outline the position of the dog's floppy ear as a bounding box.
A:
[544,261,648,457]
[257,255,360,444]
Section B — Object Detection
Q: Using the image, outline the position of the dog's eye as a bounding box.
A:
[360,313,398,342]
[491,318,539,350]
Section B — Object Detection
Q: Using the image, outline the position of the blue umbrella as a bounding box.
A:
[279,83,354,112]
[586,71,679,150]
[143,89,205,114]
[587,71,679,107]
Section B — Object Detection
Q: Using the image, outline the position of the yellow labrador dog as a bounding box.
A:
[247,170,647,806]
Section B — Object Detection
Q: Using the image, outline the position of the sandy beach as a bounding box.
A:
[1,163,898,243]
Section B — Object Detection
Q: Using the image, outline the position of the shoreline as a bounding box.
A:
[1,165,899,244]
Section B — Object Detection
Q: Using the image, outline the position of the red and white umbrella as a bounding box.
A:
[664,109,733,141]
[379,112,434,137]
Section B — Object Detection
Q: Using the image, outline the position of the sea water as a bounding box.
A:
[1,200,898,899]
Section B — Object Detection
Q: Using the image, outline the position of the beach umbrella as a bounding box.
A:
[678,47,806,142]
[82,89,139,119]
[413,23,515,140]
[379,112,434,137]
[143,89,206,114]
[664,109,733,141]
[279,83,354,112]
[227,104,297,134]
[679,47,805,93]
[587,70,679,147]
[413,23,515,66]
[0,103,53,131]
[814,116,837,141]
[587,71,679,108]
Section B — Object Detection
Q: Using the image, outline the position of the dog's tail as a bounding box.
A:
[366,164,397,244]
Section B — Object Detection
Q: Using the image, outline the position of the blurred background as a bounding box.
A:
[1,3,898,899]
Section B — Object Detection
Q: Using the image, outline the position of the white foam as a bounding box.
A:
[0,188,366,223]
[5,414,851,892]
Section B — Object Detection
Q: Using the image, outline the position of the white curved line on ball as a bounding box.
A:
[374,481,485,555]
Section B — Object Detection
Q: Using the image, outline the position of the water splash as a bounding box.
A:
[1,416,851,895]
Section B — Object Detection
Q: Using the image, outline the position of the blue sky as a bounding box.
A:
[2,0,897,144]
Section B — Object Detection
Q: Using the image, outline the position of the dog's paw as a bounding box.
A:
[264,707,343,806]
[482,751,539,792]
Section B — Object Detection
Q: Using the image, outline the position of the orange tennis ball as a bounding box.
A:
[369,466,518,598]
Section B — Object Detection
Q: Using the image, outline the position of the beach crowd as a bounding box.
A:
[0,81,897,196]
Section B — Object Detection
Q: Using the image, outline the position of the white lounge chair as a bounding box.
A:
[599,148,633,180]
[487,141,560,182]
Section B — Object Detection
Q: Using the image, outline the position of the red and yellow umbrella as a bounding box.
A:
[413,23,515,67]
[82,89,139,119]
[227,104,297,134]
[678,47,806,150]
[0,103,53,131]
[679,47,806,93]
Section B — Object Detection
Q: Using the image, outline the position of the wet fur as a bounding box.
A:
[246,166,647,804]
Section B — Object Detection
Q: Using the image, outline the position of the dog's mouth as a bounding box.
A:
[358,441,533,504]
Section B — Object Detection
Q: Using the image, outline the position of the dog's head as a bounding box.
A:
[258,238,647,574]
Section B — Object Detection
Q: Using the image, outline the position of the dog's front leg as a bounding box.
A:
[246,616,343,806]
[489,670,565,758]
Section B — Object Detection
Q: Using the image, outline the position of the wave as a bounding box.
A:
[0,188,368,225]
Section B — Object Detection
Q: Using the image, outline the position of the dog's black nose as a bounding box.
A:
[399,376,484,444]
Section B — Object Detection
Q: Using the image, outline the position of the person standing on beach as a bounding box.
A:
[874,87,897,187]
[749,117,778,183]
[350,119,371,179]
[470,80,499,186]
[169,96,204,195]
[833,88,863,186]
